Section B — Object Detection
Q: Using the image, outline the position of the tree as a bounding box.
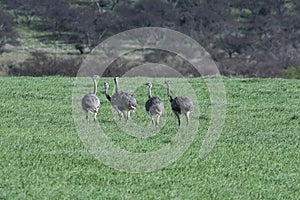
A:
[67,6,98,50]
[2,0,41,25]
[0,10,17,52]
[40,0,71,32]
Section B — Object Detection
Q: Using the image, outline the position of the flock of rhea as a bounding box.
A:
[81,76,193,126]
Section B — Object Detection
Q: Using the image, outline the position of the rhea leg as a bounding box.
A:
[185,111,190,126]
[173,111,181,126]
[126,110,131,124]
[151,116,155,126]
[122,111,129,124]
[114,106,123,121]
[127,110,131,119]
[85,111,89,122]
[94,112,97,122]
[118,111,123,120]
[156,114,161,126]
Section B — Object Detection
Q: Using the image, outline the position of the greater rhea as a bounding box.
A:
[144,82,164,126]
[104,77,137,123]
[104,82,122,119]
[81,75,101,122]
[165,80,193,126]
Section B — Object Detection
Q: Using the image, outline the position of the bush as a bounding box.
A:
[281,66,300,79]
[8,51,82,76]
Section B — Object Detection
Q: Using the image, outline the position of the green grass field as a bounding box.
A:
[0,76,299,199]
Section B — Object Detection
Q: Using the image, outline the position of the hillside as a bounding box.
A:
[0,0,300,77]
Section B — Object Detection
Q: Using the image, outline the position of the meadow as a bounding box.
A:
[0,76,299,199]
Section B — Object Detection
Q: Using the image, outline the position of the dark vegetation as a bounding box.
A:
[8,51,82,76]
[0,8,17,51]
[0,0,300,77]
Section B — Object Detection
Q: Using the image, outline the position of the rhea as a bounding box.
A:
[103,77,137,123]
[165,80,193,126]
[103,82,121,119]
[81,75,101,122]
[144,82,164,126]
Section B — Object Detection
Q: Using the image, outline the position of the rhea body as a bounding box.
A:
[104,77,137,123]
[165,81,193,126]
[144,83,164,126]
[81,75,101,122]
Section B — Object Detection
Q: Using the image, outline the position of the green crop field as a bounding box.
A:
[0,76,299,199]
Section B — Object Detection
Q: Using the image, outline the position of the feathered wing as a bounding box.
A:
[171,97,182,114]
[110,93,119,105]
[128,94,137,110]
[172,96,192,114]
[179,96,193,112]
[149,103,164,115]
[82,94,100,113]
[146,97,163,114]
[115,92,137,111]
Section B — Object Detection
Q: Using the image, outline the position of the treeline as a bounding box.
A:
[1,0,300,77]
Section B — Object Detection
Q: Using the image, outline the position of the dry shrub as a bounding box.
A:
[8,51,82,76]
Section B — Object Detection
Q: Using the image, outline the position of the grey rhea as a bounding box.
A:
[81,75,101,122]
[165,80,193,126]
[103,77,137,123]
[144,83,164,126]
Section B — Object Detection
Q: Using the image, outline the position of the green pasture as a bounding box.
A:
[0,77,299,199]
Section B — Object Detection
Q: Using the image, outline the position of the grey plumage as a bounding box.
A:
[144,82,164,126]
[165,80,193,126]
[81,75,101,122]
[104,77,137,123]
[104,82,123,119]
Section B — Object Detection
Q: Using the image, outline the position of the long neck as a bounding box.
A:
[148,86,152,99]
[105,87,111,101]
[114,78,119,93]
[167,85,173,102]
[93,78,97,95]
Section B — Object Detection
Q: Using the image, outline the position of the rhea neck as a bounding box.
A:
[104,85,111,102]
[93,78,98,95]
[166,84,173,102]
[114,77,119,94]
[147,85,152,99]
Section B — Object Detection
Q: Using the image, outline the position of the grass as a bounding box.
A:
[0,76,299,199]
